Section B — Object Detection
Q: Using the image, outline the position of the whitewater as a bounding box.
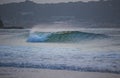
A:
[0,28,120,74]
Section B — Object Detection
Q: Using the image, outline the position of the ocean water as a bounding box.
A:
[0,28,120,74]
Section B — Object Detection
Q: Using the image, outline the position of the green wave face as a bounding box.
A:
[27,31,109,42]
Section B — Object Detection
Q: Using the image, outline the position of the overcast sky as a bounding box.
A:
[0,0,98,4]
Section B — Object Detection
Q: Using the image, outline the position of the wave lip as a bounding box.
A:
[27,32,52,42]
[27,31,109,42]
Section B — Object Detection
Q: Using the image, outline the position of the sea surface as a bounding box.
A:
[0,27,120,74]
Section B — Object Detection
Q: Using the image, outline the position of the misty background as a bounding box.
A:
[0,0,120,28]
[0,0,99,4]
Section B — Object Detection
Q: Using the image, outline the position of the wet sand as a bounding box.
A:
[0,67,120,78]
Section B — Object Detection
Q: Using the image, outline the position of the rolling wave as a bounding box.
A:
[27,31,108,42]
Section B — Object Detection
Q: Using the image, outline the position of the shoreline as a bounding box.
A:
[0,67,120,78]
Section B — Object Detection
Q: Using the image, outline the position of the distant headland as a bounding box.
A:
[0,18,23,29]
[0,0,120,28]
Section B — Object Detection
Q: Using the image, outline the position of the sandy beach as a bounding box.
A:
[0,67,120,78]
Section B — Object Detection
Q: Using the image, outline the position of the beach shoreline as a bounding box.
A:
[0,67,120,78]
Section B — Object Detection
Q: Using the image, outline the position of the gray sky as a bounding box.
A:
[0,0,98,4]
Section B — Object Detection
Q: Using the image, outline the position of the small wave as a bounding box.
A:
[27,31,109,42]
[0,62,120,74]
[0,45,120,74]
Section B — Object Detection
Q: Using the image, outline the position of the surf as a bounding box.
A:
[27,31,109,42]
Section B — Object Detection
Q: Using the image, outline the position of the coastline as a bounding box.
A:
[0,67,120,78]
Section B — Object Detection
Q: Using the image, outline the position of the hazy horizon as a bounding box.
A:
[0,0,99,4]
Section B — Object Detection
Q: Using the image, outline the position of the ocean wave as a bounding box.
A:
[27,31,108,42]
[0,45,120,74]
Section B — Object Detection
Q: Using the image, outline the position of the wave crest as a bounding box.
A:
[27,31,108,42]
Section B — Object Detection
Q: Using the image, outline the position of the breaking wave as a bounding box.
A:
[27,31,108,42]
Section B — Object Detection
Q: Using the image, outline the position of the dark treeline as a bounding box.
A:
[0,0,120,27]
